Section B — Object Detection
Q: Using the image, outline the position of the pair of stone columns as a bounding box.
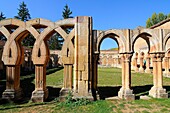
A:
[163,56,170,77]
[149,53,168,98]
[118,54,134,100]
[118,53,168,100]
[2,65,48,102]
[133,53,151,73]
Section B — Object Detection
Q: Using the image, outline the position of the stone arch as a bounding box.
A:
[26,18,55,28]
[96,30,126,53]
[0,18,25,27]
[0,26,10,39]
[165,47,170,57]
[131,30,159,53]
[31,18,75,63]
[163,32,170,51]
[55,18,75,27]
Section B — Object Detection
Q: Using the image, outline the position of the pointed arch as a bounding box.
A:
[163,32,170,51]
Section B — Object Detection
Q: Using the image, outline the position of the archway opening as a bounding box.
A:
[0,32,7,79]
[14,30,36,101]
[97,37,121,100]
[44,26,74,100]
[131,34,153,98]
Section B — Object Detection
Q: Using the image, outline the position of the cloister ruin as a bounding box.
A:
[1,16,170,102]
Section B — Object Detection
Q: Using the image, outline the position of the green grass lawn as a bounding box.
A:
[1,67,170,113]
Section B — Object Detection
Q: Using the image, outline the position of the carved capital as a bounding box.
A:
[156,53,164,62]
[122,53,132,62]
[145,53,150,59]
[150,53,157,62]
[163,57,169,62]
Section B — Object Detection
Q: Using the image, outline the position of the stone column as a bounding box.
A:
[139,52,144,73]
[92,53,99,100]
[145,53,151,73]
[64,65,73,89]
[163,57,170,77]
[31,65,48,102]
[106,56,108,66]
[118,54,134,100]
[149,53,168,98]
[73,16,93,100]
[93,54,98,90]
[60,64,73,100]
[2,65,22,100]
[134,53,139,72]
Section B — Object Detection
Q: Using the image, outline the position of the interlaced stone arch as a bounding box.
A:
[0,16,170,102]
[163,31,170,51]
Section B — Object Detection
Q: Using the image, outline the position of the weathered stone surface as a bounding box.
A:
[31,89,48,102]
[1,16,170,103]
[2,88,22,100]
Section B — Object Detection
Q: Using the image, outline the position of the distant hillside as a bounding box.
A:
[108,48,118,51]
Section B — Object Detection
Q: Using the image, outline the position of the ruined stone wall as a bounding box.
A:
[99,50,121,68]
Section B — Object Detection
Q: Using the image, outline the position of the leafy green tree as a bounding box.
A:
[15,1,35,47]
[146,18,152,28]
[48,4,73,50]
[158,13,167,22]
[151,13,158,25]
[14,1,31,21]
[168,14,170,18]
[146,12,169,28]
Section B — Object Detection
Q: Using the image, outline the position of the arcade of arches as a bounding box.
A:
[1,16,170,102]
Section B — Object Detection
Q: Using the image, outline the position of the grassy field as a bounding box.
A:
[1,67,170,113]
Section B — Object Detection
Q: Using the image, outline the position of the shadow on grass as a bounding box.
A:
[46,87,61,102]
[98,86,121,100]
[46,66,63,75]
[98,85,170,100]
[0,67,63,105]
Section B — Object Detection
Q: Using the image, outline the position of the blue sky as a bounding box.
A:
[0,0,170,50]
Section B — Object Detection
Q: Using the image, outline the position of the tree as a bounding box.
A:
[0,12,6,41]
[146,12,170,28]
[48,4,73,50]
[146,18,152,28]
[158,13,167,22]
[0,12,6,21]
[167,14,170,18]
[15,1,35,47]
[62,4,73,19]
[151,13,158,25]
[14,1,31,21]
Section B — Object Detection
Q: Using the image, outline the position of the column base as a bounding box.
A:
[163,72,170,78]
[118,88,135,100]
[149,86,168,98]
[31,89,48,102]
[131,66,135,71]
[139,68,144,73]
[145,69,151,73]
[135,68,139,72]
[72,91,94,101]
[2,88,22,100]
[59,88,72,101]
